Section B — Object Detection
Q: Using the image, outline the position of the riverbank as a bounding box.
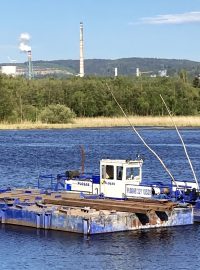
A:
[0,116,199,129]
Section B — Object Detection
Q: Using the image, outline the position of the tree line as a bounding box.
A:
[0,74,200,123]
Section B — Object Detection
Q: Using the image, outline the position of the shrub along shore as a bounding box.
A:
[0,116,200,130]
[1,75,200,123]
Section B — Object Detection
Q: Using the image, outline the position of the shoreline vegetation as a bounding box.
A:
[0,116,200,130]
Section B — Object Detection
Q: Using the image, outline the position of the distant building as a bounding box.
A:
[158,69,168,77]
[1,65,16,76]
[0,65,73,78]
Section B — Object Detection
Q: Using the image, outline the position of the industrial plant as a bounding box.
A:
[0,23,86,79]
[0,23,192,78]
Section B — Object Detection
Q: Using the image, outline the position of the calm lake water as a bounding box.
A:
[0,127,200,270]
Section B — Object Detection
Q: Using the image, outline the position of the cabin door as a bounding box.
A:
[100,164,125,199]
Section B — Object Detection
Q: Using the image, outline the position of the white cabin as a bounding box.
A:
[99,159,151,199]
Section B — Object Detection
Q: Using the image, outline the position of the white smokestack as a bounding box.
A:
[114,67,118,77]
[27,50,33,80]
[136,68,140,77]
[80,22,84,77]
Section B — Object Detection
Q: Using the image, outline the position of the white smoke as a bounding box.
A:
[19,43,31,52]
[20,32,31,41]
[19,32,31,52]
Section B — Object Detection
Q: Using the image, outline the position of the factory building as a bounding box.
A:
[1,65,17,76]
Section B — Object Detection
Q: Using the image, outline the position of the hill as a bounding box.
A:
[34,57,200,77]
[1,57,200,77]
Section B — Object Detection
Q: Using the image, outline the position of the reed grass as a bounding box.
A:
[0,116,199,130]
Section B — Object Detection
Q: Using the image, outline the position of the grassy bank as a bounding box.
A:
[0,116,200,130]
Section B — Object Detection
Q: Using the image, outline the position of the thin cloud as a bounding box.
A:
[137,11,200,25]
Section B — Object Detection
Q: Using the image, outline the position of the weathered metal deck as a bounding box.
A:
[0,189,194,234]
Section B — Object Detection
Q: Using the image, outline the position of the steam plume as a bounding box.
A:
[19,32,31,52]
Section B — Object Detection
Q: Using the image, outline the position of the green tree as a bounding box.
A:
[39,104,76,123]
[179,69,188,83]
[192,76,200,88]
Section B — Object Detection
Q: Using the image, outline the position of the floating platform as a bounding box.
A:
[0,189,194,235]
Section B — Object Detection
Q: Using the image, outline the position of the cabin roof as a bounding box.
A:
[100,159,143,166]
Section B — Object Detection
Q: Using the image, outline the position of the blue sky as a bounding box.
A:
[1,0,200,63]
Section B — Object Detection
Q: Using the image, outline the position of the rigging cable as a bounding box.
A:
[160,94,199,190]
[106,83,178,187]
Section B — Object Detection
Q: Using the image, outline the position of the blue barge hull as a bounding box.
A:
[0,189,194,235]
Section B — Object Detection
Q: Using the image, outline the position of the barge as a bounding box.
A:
[0,158,198,235]
[0,188,194,235]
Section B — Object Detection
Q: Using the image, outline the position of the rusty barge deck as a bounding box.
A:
[0,189,194,234]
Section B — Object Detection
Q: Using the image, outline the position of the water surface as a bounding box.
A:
[0,127,200,269]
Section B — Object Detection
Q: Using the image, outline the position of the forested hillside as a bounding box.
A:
[2,57,200,77]
[31,58,200,76]
[0,74,199,123]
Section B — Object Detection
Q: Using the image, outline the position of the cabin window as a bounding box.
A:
[126,167,140,180]
[105,165,114,180]
[117,166,123,180]
[126,167,134,180]
[134,167,140,178]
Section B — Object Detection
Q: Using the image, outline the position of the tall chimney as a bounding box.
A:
[136,67,140,77]
[114,67,118,77]
[80,22,84,77]
[27,50,33,80]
